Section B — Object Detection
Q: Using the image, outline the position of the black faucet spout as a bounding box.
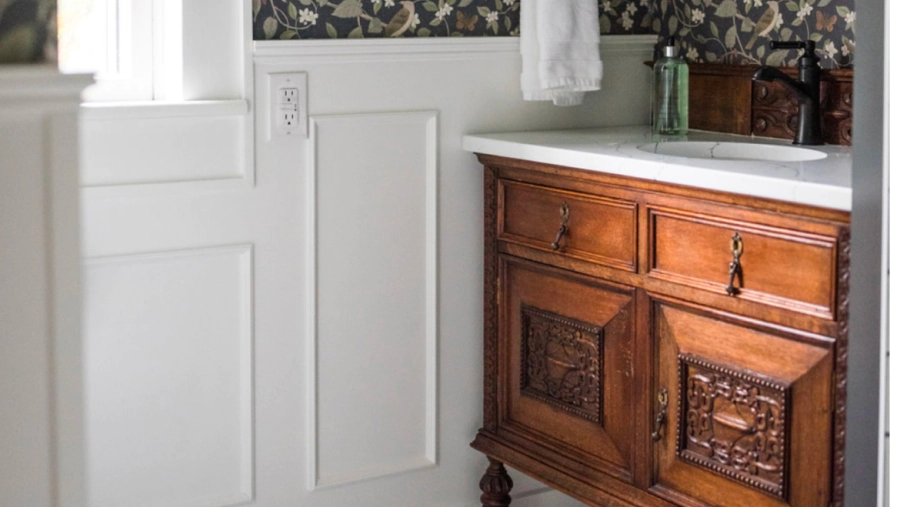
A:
[751,41,824,146]
[752,67,813,105]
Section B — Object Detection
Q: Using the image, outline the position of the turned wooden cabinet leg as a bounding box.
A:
[479,458,513,506]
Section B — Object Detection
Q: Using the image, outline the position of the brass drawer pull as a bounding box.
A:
[651,388,668,442]
[726,232,744,296]
[550,202,570,251]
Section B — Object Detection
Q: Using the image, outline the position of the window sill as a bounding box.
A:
[80,99,249,120]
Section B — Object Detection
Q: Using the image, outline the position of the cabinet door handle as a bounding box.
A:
[550,202,570,251]
[651,388,668,442]
[725,232,744,296]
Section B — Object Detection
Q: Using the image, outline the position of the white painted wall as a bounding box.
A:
[78,4,260,507]
[78,30,654,507]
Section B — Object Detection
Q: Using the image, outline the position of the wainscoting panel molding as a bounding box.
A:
[61,32,669,507]
[307,111,438,489]
[83,245,254,507]
[248,33,654,506]
[80,112,250,190]
[253,34,656,63]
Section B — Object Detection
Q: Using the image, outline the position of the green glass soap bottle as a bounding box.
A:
[652,37,689,136]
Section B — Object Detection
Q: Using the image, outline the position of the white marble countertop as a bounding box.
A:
[462,126,852,211]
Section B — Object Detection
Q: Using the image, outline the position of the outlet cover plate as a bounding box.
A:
[268,72,308,140]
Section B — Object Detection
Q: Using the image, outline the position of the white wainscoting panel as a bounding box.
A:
[83,245,254,507]
[80,112,248,188]
[249,34,653,507]
[308,112,438,489]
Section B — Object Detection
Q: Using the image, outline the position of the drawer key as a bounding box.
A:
[651,388,668,442]
[550,202,570,251]
[725,232,744,296]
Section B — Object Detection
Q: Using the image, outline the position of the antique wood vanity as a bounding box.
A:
[465,128,851,507]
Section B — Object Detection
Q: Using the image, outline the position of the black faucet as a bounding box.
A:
[752,40,824,146]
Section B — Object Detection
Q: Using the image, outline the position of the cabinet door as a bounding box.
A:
[498,256,637,481]
[651,299,833,507]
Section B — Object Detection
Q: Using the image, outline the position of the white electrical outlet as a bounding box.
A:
[268,72,307,139]
[280,106,298,128]
[281,87,298,104]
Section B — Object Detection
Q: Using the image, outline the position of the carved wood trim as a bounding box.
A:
[832,226,850,506]
[484,166,500,432]
[676,353,791,499]
[520,306,604,424]
[752,79,853,146]
[479,458,514,507]
[676,62,854,145]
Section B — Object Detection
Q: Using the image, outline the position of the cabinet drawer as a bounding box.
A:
[500,180,638,272]
[648,207,840,319]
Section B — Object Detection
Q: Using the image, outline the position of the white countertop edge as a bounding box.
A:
[462,134,852,212]
[790,181,854,211]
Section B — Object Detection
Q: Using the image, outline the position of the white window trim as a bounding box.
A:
[150,0,183,101]
[73,0,252,120]
[78,0,155,102]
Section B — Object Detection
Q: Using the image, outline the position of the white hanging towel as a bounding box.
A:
[520,0,603,106]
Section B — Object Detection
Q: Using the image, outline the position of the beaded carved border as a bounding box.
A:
[482,166,500,432]
[832,226,850,506]
[520,305,603,424]
[676,353,792,499]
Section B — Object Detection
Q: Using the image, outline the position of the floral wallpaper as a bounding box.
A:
[251,0,856,69]
[599,0,656,35]
[0,0,56,63]
[253,0,521,39]
[656,0,855,68]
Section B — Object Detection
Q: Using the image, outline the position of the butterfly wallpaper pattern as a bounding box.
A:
[252,0,522,39]
[251,0,658,40]
[656,0,855,69]
[251,0,855,69]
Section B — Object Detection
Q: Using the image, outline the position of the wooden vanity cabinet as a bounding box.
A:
[471,154,850,507]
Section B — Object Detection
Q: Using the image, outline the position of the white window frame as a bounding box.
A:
[62,0,186,102]
[76,0,153,101]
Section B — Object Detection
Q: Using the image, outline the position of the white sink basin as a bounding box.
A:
[637,141,827,162]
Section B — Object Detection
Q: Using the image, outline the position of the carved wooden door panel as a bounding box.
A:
[498,256,637,481]
[650,298,834,507]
